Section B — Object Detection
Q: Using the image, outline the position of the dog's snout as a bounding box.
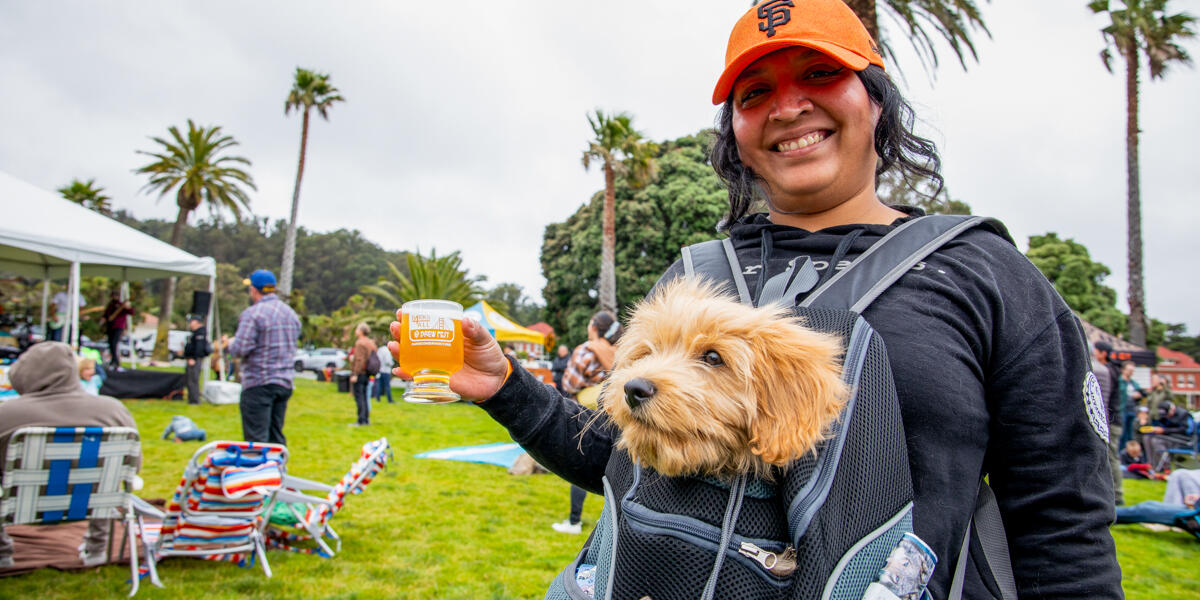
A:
[624,378,656,410]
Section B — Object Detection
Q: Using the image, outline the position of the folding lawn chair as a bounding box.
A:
[131,440,287,588]
[266,437,391,557]
[0,426,147,596]
[1154,414,1199,473]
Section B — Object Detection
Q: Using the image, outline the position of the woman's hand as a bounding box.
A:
[388,309,509,401]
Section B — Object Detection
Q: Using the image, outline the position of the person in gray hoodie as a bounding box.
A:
[0,342,139,568]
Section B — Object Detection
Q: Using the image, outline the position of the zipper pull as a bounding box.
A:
[738,542,796,576]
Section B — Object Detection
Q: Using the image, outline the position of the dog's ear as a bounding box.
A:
[747,318,848,466]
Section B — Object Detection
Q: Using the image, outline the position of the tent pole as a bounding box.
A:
[69,261,80,353]
[121,281,133,370]
[39,271,49,336]
[203,275,215,389]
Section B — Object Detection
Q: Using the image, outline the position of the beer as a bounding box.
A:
[398,300,464,403]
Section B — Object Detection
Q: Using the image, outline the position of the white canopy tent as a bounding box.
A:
[0,171,218,371]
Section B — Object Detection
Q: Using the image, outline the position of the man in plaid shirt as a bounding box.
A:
[222,270,301,446]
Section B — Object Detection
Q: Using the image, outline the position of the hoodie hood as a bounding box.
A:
[727,206,924,250]
[10,341,82,395]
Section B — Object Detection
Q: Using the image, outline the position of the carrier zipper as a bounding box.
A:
[738,542,797,577]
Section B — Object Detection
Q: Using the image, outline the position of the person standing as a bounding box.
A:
[430,2,1121,596]
[1093,340,1125,504]
[349,322,378,426]
[550,344,570,393]
[552,311,621,535]
[1117,361,1145,450]
[100,290,133,369]
[223,270,300,445]
[1145,374,1174,419]
[182,315,211,405]
[372,341,395,404]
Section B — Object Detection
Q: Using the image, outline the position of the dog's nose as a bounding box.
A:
[624,378,656,410]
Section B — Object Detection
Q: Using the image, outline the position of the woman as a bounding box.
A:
[391,1,1120,597]
[552,311,621,535]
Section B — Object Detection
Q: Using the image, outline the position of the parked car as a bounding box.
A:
[120,330,190,360]
[294,347,347,372]
[119,333,156,358]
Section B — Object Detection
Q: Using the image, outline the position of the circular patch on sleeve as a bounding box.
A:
[1083,372,1109,442]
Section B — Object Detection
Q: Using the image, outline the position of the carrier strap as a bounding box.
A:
[682,238,752,305]
[799,215,1012,312]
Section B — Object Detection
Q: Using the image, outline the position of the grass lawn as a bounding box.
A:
[3,376,1197,598]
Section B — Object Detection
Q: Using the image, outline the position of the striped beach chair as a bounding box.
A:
[266,438,390,557]
[1,426,146,596]
[131,440,287,588]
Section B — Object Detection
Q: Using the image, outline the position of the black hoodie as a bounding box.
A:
[482,209,1121,599]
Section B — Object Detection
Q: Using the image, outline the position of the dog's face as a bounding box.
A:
[600,278,848,480]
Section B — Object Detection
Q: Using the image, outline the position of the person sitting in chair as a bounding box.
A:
[0,342,140,568]
[1144,401,1194,472]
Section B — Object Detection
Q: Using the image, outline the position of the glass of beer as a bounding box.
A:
[398,299,464,403]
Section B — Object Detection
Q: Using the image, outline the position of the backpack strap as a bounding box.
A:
[800,215,1012,313]
[951,480,1017,600]
[681,238,752,306]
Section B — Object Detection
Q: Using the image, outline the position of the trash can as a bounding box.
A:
[335,370,352,393]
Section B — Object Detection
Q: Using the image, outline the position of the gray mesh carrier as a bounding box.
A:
[545,215,1015,600]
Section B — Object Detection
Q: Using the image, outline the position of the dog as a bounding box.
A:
[598,277,849,480]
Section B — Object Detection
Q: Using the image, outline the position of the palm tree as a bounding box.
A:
[361,249,487,307]
[1090,0,1195,346]
[58,178,113,215]
[581,110,658,314]
[134,119,256,360]
[280,67,344,300]
[834,0,990,72]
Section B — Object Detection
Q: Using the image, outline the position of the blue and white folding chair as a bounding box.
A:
[0,426,146,596]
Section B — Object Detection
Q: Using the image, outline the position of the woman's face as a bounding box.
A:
[731,47,880,215]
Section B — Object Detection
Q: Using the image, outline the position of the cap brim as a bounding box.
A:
[242,278,252,286]
[712,40,872,105]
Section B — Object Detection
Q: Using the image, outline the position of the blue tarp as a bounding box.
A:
[414,442,524,468]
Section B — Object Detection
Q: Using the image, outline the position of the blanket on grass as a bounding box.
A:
[414,442,524,468]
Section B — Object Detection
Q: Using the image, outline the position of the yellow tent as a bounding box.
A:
[464,301,545,346]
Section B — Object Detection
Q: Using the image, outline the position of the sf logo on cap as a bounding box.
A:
[758,0,794,37]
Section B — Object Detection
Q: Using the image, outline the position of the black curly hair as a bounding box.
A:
[709,65,943,229]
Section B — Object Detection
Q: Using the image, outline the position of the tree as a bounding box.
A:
[1089,0,1195,347]
[582,110,659,314]
[548,132,726,348]
[280,67,345,299]
[134,119,256,360]
[841,0,990,73]
[876,169,971,214]
[484,283,543,326]
[1026,232,1128,337]
[361,249,487,308]
[58,178,113,216]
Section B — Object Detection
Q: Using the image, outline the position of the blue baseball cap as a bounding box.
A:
[243,269,277,293]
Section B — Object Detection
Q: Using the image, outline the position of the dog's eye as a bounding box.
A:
[701,350,724,367]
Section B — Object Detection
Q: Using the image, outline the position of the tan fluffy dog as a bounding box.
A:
[599,277,849,480]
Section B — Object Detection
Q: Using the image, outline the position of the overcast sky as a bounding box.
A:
[1,1,1197,333]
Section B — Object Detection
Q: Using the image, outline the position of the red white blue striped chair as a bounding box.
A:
[131,440,287,588]
[266,437,391,557]
[0,426,145,596]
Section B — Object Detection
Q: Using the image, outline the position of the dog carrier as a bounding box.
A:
[545,215,1018,600]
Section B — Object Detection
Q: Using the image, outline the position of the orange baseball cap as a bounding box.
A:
[712,0,885,105]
